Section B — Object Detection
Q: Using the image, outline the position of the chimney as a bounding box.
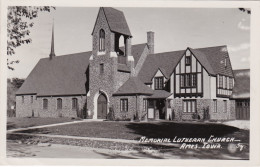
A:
[49,22,56,59]
[147,31,154,54]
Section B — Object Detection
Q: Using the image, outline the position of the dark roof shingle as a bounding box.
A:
[103,7,132,36]
[16,52,92,96]
[113,77,153,95]
[231,69,250,99]
[138,50,184,83]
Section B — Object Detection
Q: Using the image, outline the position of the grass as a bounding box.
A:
[7,117,76,130]
[9,121,249,159]
[19,121,249,142]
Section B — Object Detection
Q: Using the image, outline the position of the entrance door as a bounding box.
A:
[157,99,166,119]
[236,99,250,120]
[97,94,107,119]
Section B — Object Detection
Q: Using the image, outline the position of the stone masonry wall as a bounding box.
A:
[16,95,86,118]
[171,99,235,121]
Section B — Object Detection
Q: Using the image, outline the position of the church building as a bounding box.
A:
[16,7,249,121]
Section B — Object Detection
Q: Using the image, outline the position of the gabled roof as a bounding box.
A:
[194,45,233,77]
[189,48,215,75]
[138,50,184,83]
[16,52,92,96]
[138,45,234,83]
[119,43,147,66]
[92,7,132,36]
[147,90,172,99]
[230,69,250,99]
[113,77,154,95]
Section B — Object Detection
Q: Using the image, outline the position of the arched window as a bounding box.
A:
[99,29,105,52]
[57,98,62,110]
[43,99,48,109]
[72,98,78,110]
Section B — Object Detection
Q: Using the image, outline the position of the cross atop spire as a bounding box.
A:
[49,20,56,59]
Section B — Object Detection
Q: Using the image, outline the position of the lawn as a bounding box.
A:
[10,121,250,159]
[7,117,75,130]
[19,121,249,142]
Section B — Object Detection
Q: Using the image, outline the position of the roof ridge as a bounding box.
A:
[40,51,92,60]
[193,45,227,50]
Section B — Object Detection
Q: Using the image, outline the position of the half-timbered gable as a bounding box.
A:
[174,48,204,98]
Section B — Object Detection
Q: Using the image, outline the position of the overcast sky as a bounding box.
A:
[7,7,250,78]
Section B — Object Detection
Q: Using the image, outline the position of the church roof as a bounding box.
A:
[16,52,92,96]
[138,45,233,84]
[113,77,154,96]
[119,43,147,66]
[138,50,184,84]
[100,7,132,36]
[230,69,250,99]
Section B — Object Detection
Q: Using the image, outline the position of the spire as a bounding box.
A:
[49,20,56,59]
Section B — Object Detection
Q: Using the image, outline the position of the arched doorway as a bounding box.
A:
[97,93,107,119]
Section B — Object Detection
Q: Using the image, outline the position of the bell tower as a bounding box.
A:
[87,7,134,118]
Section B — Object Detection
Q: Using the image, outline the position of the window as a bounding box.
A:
[191,74,197,87]
[120,99,128,112]
[57,98,62,110]
[224,100,227,113]
[43,99,48,109]
[100,63,104,74]
[185,56,191,66]
[229,78,233,89]
[99,29,105,52]
[213,99,217,113]
[22,96,24,103]
[219,75,223,88]
[154,77,164,90]
[185,74,191,87]
[31,96,33,103]
[180,75,185,87]
[224,58,227,67]
[72,98,78,110]
[183,100,196,113]
[224,76,227,89]
[143,99,147,111]
[180,74,197,88]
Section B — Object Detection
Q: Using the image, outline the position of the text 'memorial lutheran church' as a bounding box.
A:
[16,7,250,121]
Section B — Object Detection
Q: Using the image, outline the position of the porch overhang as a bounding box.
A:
[147,90,172,99]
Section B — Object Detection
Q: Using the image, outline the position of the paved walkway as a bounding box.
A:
[7,119,104,133]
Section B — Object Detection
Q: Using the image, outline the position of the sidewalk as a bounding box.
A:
[7,119,103,133]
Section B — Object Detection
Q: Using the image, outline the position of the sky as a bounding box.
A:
[7,7,250,78]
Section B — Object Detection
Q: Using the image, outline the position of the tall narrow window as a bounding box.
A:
[43,99,48,109]
[120,99,128,112]
[154,77,163,90]
[229,78,233,89]
[185,56,191,66]
[191,74,197,87]
[72,98,78,110]
[224,100,227,113]
[143,99,147,111]
[100,63,104,74]
[185,74,191,87]
[219,75,223,88]
[180,75,185,87]
[213,99,217,113]
[22,96,24,103]
[57,98,62,110]
[31,96,33,103]
[99,29,105,52]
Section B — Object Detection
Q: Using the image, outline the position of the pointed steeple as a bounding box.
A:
[49,20,56,59]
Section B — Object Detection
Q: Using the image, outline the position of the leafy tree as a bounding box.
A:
[239,8,251,14]
[7,6,55,70]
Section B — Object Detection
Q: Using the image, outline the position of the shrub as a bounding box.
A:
[203,106,210,120]
[107,106,115,121]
